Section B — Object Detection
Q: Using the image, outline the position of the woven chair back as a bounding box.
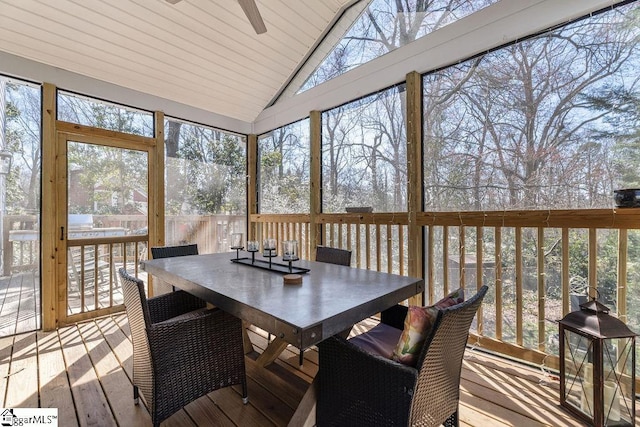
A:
[118,268,154,410]
[410,285,488,426]
[151,244,198,259]
[316,245,352,266]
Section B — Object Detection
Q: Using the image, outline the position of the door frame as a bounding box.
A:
[41,101,164,329]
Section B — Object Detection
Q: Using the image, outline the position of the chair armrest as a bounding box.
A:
[317,335,417,426]
[147,290,206,324]
[380,304,408,330]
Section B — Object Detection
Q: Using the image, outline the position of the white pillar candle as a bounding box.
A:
[604,380,621,422]
[581,380,593,416]
[583,362,593,381]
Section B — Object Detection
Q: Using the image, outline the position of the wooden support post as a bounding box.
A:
[406,71,424,306]
[310,111,322,258]
[41,83,57,331]
[247,134,258,240]
[148,112,165,297]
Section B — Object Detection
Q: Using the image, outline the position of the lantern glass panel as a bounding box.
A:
[603,337,634,425]
[563,330,595,417]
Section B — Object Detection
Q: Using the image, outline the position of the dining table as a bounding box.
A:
[141,251,424,426]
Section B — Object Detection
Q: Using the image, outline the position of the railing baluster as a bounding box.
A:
[376,224,381,272]
[80,245,86,313]
[537,227,545,352]
[398,225,405,276]
[459,226,465,288]
[618,229,628,370]
[365,223,371,270]
[93,244,99,311]
[562,228,569,316]
[387,224,392,274]
[442,226,449,296]
[515,227,523,347]
[589,228,597,300]
[476,226,483,336]
[356,224,362,269]
[495,226,503,341]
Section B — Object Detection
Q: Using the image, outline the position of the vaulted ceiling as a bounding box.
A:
[0,0,353,122]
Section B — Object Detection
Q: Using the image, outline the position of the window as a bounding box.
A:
[288,0,496,96]
[258,119,310,213]
[164,118,246,252]
[58,91,153,137]
[322,84,407,213]
[422,3,640,211]
[1,75,41,331]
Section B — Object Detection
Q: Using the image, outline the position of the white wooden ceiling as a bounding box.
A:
[0,0,353,122]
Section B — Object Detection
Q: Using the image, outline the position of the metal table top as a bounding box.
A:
[142,252,424,349]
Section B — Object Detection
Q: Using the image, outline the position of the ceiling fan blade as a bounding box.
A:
[164,0,182,4]
[237,0,267,34]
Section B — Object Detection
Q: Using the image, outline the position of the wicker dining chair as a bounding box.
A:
[315,245,352,267]
[150,244,199,292]
[118,268,248,427]
[317,285,488,427]
[150,243,199,260]
[290,245,354,366]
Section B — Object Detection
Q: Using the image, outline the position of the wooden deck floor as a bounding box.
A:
[0,312,617,427]
[0,271,40,336]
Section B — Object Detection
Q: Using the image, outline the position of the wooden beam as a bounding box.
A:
[55,132,68,326]
[41,83,57,331]
[247,134,258,240]
[309,110,322,258]
[406,71,423,305]
[147,112,165,297]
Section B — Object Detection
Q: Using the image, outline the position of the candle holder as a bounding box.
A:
[282,240,299,272]
[246,240,259,263]
[230,233,244,260]
[263,238,277,268]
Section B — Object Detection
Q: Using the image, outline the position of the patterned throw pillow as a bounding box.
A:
[391,288,465,367]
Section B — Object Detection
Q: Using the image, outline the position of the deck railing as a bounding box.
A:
[251,209,640,371]
[66,235,148,317]
[6,210,640,371]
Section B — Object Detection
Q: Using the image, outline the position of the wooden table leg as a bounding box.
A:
[242,321,254,354]
[255,336,289,367]
[288,378,316,427]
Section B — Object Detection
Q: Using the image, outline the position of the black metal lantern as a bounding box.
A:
[559,298,636,426]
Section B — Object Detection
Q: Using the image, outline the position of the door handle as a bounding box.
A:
[60,226,64,241]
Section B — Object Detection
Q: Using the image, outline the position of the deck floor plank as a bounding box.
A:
[0,274,24,336]
[0,271,40,338]
[94,316,133,379]
[0,334,14,407]
[5,332,38,408]
[77,320,151,427]
[208,386,277,426]
[37,330,78,427]
[58,324,117,427]
[183,395,235,427]
[16,271,38,334]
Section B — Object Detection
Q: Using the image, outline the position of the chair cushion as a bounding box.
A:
[391,288,465,366]
[348,323,403,359]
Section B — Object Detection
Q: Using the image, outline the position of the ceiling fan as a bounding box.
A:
[164,0,267,34]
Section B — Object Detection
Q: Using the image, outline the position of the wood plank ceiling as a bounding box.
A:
[0,0,353,122]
